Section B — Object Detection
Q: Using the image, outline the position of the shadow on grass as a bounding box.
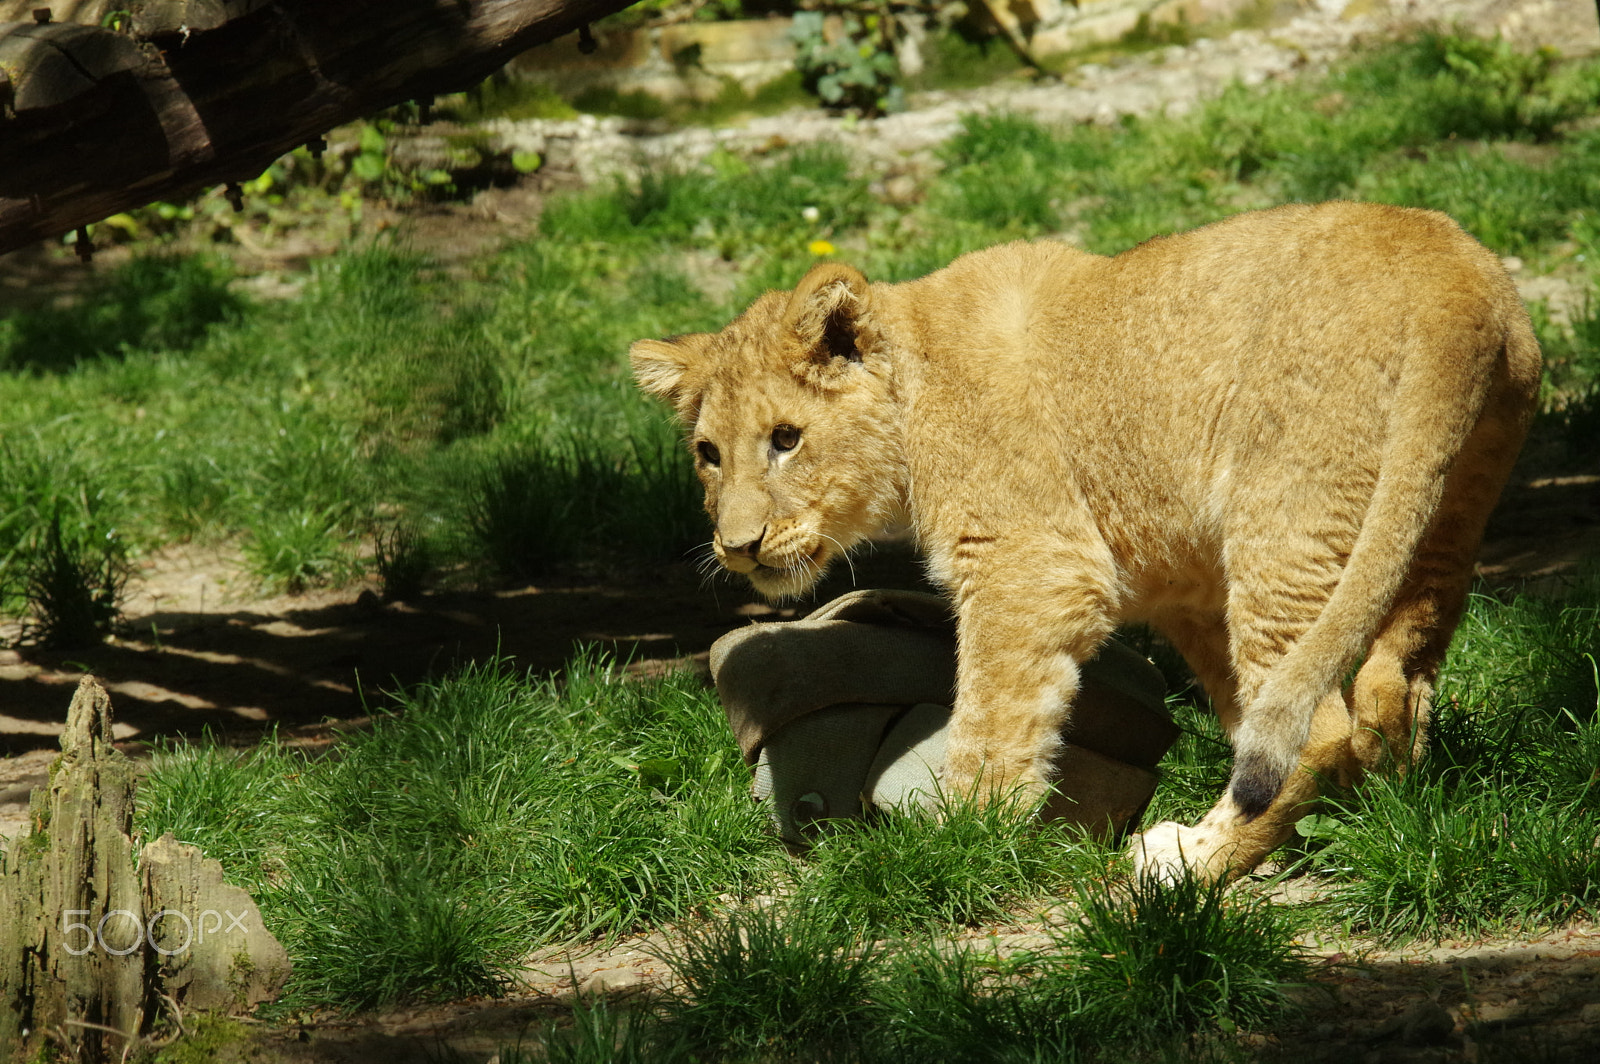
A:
[0,254,243,374]
[0,543,941,759]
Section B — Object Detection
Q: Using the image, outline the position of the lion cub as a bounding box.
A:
[632,202,1540,881]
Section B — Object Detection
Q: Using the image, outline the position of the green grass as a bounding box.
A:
[1529,284,1600,455]
[0,253,242,374]
[129,581,1597,1036]
[796,790,1109,935]
[866,939,1086,1063]
[500,872,1308,1062]
[1289,580,1600,941]
[241,504,361,594]
[1063,873,1309,1042]
[135,652,1127,1013]
[138,653,789,1008]
[467,418,702,581]
[654,903,884,1056]
[906,32,1600,258]
[372,521,432,601]
[1306,769,1600,941]
[539,143,875,265]
[528,996,673,1064]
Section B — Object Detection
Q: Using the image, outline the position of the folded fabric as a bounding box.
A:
[710,589,1178,847]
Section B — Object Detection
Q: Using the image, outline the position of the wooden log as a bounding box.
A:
[0,677,290,1062]
[0,0,640,255]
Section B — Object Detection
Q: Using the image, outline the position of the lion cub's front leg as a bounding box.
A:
[941,549,1118,805]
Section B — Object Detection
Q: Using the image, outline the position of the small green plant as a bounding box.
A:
[1529,284,1600,455]
[373,522,433,601]
[1413,33,1600,141]
[790,11,905,116]
[655,903,883,1055]
[1062,872,1309,1040]
[870,940,1083,1061]
[242,506,359,594]
[797,786,1105,934]
[348,121,455,200]
[529,995,679,1064]
[15,514,127,650]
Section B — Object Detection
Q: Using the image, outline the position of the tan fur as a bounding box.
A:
[631,202,1541,881]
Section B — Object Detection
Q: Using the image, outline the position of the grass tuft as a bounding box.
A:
[242,506,361,594]
[277,844,517,1008]
[527,995,675,1064]
[1308,767,1600,940]
[797,788,1104,935]
[870,940,1084,1062]
[655,903,882,1056]
[1062,872,1309,1040]
[373,521,433,601]
[468,422,703,582]
[14,513,126,649]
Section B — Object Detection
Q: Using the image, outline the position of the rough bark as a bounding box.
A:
[0,0,640,255]
[0,677,290,1062]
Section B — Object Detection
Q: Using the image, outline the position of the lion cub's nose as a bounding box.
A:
[720,529,765,559]
[717,529,765,574]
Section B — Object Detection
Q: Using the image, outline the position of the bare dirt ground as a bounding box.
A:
[2,0,1599,1059]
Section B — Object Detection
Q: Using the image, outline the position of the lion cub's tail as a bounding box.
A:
[1225,294,1532,821]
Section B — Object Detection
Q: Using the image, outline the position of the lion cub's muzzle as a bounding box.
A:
[715,529,765,575]
[715,526,831,595]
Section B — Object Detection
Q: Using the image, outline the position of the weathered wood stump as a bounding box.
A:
[0,677,290,1061]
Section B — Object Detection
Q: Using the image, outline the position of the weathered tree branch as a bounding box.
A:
[0,0,640,256]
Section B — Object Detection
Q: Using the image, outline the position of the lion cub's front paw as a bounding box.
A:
[1128,820,1232,883]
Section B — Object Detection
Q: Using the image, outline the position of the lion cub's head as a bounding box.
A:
[631,262,906,600]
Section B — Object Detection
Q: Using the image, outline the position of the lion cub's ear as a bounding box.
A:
[630,334,709,416]
[783,263,876,378]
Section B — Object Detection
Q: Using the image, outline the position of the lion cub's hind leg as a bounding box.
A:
[1131,608,1361,882]
[1133,690,1357,882]
[1348,399,1530,773]
[1132,523,1357,882]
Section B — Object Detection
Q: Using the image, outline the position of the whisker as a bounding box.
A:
[688,541,724,590]
[817,533,856,587]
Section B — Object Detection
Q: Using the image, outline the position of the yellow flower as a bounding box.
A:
[808,240,836,256]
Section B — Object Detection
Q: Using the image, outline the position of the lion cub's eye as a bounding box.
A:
[771,424,802,452]
[697,440,721,466]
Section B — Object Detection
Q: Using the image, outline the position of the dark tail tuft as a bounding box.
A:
[1228,754,1285,822]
